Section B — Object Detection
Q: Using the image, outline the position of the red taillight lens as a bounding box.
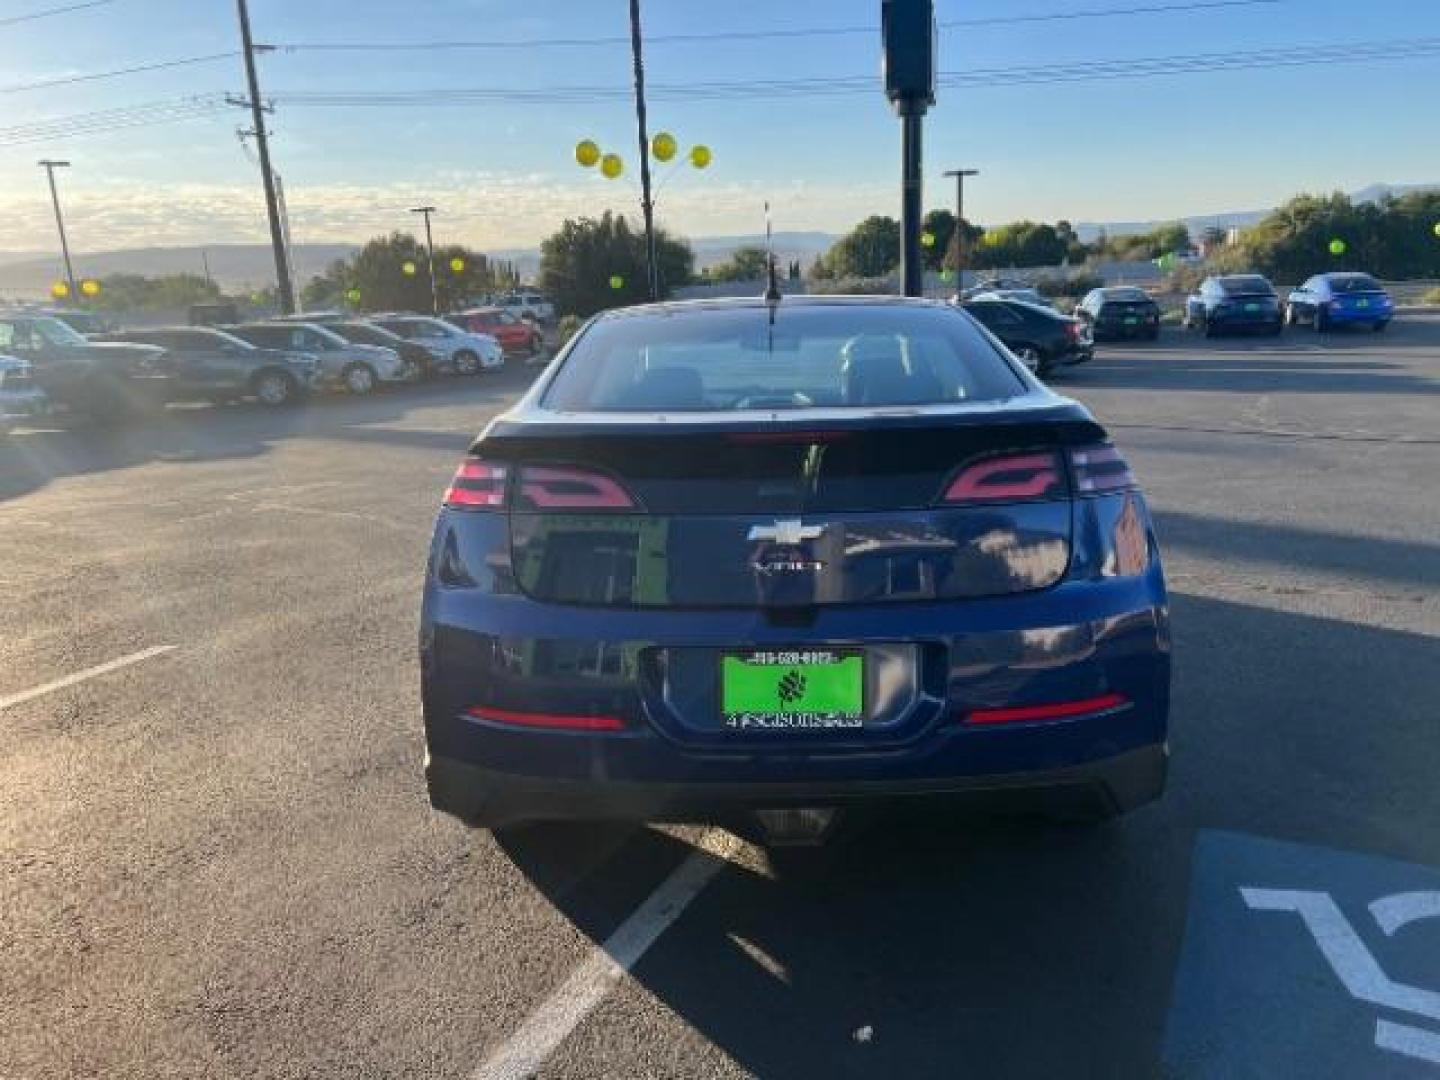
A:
[465,705,626,732]
[941,451,1064,504]
[443,459,507,508]
[1069,444,1135,494]
[516,466,637,511]
[965,692,1129,726]
[1065,320,1081,340]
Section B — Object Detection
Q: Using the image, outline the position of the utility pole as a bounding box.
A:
[882,0,936,297]
[235,0,294,314]
[410,205,439,315]
[38,160,79,303]
[628,0,659,301]
[943,168,978,294]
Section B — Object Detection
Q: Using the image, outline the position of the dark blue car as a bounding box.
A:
[1285,272,1394,332]
[421,297,1170,831]
[1184,274,1284,337]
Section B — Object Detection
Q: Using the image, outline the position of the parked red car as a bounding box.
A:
[446,308,542,356]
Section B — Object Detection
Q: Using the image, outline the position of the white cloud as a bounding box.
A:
[0,172,897,251]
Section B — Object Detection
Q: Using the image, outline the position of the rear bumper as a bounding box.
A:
[427,740,1167,826]
[1093,320,1159,339]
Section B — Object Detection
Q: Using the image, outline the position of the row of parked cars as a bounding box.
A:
[0,303,553,431]
[952,271,1396,375]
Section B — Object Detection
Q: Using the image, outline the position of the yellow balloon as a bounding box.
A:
[609,274,624,290]
[651,131,677,162]
[50,281,70,299]
[600,153,623,179]
[689,144,712,169]
[575,139,601,168]
[402,260,418,276]
[1433,221,1440,239]
[80,279,101,297]
[449,256,466,274]
[920,231,936,248]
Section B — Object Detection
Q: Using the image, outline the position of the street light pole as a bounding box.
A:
[410,205,439,315]
[628,0,659,301]
[37,159,79,302]
[943,168,978,293]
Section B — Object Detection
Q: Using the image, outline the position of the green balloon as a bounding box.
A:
[609,274,624,290]
[345,288,361,304]
[1328,238,1347,256]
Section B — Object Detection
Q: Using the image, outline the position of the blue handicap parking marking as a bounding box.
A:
[1164,831,1440,1078]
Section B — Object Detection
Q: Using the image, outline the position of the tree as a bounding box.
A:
[824,215,900,278]
[972,220,1067,270]
[707,245,770,283]
[299,232,495,314]
[89,272,220,312]
[538,211,694,318]
[921,209,955,272]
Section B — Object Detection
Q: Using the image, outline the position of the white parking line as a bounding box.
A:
[0,645,177,712]
[472,828,743,1080]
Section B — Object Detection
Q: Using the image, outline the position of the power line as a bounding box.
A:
[279,0,1282,52]
[0,51,238,95]
[4,33,1433,146]
[270,37,1440,105]
[0,0,115,28]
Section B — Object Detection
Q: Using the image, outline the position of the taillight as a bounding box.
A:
[465,705,626,732]
[1064,320,1081,340]
[516,466,637,511]
[941,451,1064,504]
[1069,444,1135,494]
[443,459,507,509]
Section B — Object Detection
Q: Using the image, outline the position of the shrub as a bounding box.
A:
[1423,287,1440,305]
[1035,272,1104,299]
[805,276,894,295]
[556,314,583,347]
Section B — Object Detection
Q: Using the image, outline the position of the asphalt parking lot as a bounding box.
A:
[3,317,1438,1079]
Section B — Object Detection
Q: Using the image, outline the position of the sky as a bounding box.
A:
[2,0,1440,257]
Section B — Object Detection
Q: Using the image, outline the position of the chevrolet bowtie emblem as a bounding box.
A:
[747,519,824,545]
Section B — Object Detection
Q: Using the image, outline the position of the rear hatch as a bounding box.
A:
[1098,300,1158,323]
[474,410,1104,610]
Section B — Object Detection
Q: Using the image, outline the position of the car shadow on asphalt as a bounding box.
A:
[0,371,533,505]
[493,592,1440,1077]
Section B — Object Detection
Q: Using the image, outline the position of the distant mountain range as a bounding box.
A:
[2,184,1433,297]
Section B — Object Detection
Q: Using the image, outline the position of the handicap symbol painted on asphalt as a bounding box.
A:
[1242,888,1440,1066]
[1165,832,1440,1078]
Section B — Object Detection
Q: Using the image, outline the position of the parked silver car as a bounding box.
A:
[369,316,503,375]
[225,321,412,395]
[0,354,49,433]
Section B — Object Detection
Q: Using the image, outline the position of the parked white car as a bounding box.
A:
[496,292,555,325]
[371,316,503,375]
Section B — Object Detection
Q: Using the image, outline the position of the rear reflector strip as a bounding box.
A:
[1069,444,1136,494]
[965,692,1129,726]
[465,706,626,732]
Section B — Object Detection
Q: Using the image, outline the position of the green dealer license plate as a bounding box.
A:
[721,649,865,731]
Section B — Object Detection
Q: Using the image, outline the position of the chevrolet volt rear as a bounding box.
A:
[421,297,1170,829]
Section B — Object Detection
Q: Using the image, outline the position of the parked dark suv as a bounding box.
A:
[0,313,170,418]
[1075,287,1162,341]
[1183,275,1283,337]
[99,326,320,407]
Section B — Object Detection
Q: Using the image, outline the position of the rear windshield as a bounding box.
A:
[1328,274,1383,293]
[1220,276,1274,296]
[543,304,1027,412]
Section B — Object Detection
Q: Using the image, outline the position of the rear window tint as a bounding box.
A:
[543,304,1027,412]
[1219,276,1274,295]
[1328,274,1383,293]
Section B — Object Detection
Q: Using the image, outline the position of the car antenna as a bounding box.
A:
[763,201,782,306]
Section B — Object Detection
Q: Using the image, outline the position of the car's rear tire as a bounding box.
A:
[252,369,297,408]
[342,362,377,396]
[453,349,480,376]
[1202,318,1216,338]
[1144,328,1160,341]
[1315,308,1331,333]
[1373,320,1389,333]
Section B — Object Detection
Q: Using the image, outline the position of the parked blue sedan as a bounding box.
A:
[1285,272,1394,332]
[420,297,1171,835]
